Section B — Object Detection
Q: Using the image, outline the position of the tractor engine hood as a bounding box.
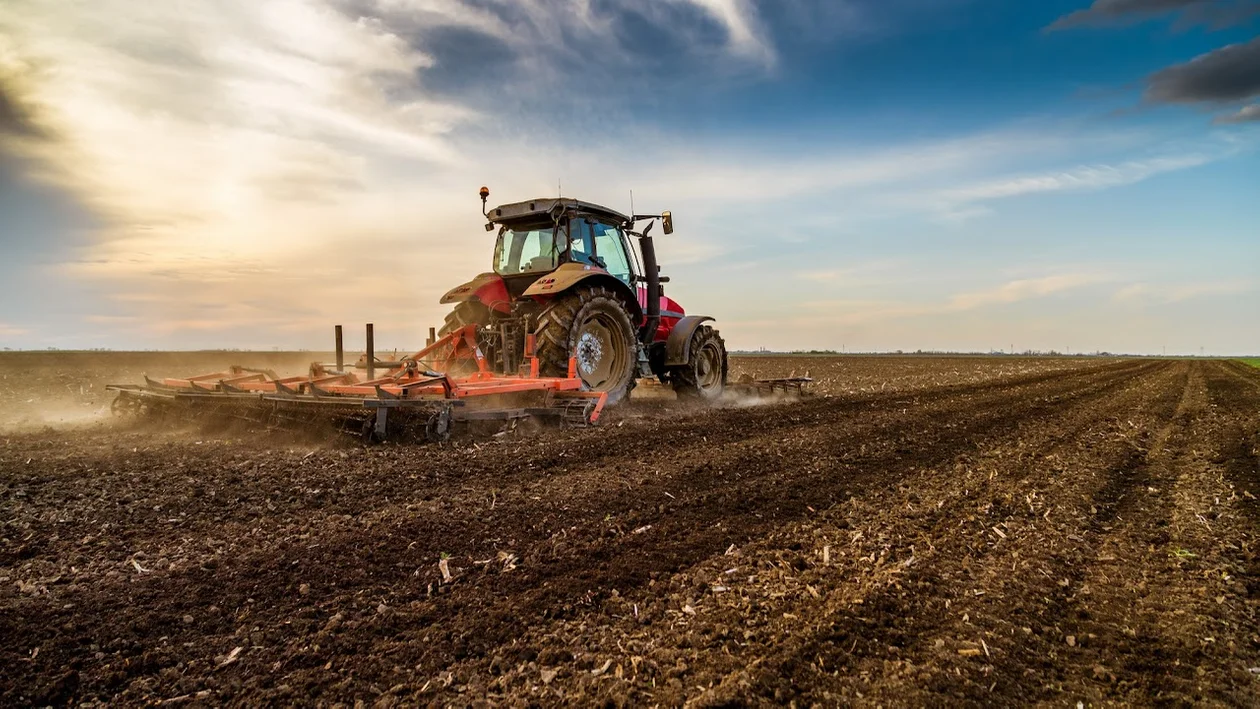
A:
[439,272,512,312]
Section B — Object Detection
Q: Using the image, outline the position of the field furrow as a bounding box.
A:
[2,355,1257,706]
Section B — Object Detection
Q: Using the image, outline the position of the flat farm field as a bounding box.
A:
[3,352,1260,706]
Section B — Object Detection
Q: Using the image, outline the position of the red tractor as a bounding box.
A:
[105,189,811,442]
[437,188,728,404]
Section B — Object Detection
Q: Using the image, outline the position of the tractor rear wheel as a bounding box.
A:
[671,325,727,399]
[536,286,638,406]
[438,301,489,336]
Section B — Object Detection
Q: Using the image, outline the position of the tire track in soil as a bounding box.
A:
[789,361,1256,708]
[0,361,1140,574]
[365,365,1160,672]
[784,362,1189,707]
[1039,360,1260,706]
[420,360,1179,706]
[1,363,1156,703]
[669,360,1260,709]
[4,360,1151,592]
[1201,362,1260,683]
[244,363,1160,693]
[890,362,1191,705]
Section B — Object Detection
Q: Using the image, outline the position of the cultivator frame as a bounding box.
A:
[107,324,606,443]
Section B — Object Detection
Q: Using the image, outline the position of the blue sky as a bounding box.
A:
[0,0,1257,354]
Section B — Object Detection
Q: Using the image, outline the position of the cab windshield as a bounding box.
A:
[494,223,562,275]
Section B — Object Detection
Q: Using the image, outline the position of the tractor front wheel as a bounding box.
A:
[671,325,727,399]
[438,301,489,336]
[536,286,638,406]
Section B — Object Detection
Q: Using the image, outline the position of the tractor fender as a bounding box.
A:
[524,263,643,321]
[440,272,512,312]
[665,316,715,367]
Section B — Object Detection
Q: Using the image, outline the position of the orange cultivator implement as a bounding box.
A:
[106,324,606,443]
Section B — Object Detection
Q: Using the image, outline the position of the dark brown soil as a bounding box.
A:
[2,354,1257,706]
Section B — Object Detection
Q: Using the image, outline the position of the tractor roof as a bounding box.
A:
[488,198,630,226]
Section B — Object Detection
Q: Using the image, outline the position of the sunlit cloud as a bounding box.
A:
[1113,279,1256,303]
[797,261,903,284]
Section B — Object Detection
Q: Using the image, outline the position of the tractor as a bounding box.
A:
[436,188,728,405]
[105,189,773,443]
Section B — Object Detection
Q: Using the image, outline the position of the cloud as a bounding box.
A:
[797,261,903,284]
[1048,0,1260,29]
[948,274,1102,310]
[1113,280,1256,302]
[343,0,776,99]
[679,0,774,63]
[0,81,44,139]
[1051,3,1260,124]
[1145,36,1260,106]
[936,153,1214,208]
[797,274,1105,326]
[1214,102,1260,122]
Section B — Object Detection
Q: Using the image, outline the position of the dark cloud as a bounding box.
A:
[1049,0,1260,29]
[1145,36,1260,103]
[335,0,761,102]
[0,77,48,139]
[402,25,517,95]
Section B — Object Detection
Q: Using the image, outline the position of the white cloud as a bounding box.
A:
[948,274,1102,310]
[1113,280,1256,303]
[936,153,1214,208]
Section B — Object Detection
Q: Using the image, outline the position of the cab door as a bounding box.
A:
[583,219,636,288]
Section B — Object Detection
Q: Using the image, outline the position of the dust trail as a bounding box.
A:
[0,400,111,433]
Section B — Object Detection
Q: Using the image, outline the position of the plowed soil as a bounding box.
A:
[3,354,1259,707]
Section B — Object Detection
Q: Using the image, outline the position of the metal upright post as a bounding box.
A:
[335,325,344,372]
[366,323,375,380]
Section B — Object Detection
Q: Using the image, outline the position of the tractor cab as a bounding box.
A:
[489,202,638,294]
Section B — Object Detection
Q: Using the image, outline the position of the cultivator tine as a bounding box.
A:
[107,323,610,444]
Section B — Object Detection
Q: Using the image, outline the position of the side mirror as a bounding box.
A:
[661,211,673,235]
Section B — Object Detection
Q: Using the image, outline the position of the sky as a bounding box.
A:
[0,0,1257,355]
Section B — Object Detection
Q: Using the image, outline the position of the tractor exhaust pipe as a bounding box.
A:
[640,232,661,344]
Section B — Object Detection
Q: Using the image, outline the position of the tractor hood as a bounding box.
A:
[439,272,512,312]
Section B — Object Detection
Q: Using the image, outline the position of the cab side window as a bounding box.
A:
[590,221,633,285]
